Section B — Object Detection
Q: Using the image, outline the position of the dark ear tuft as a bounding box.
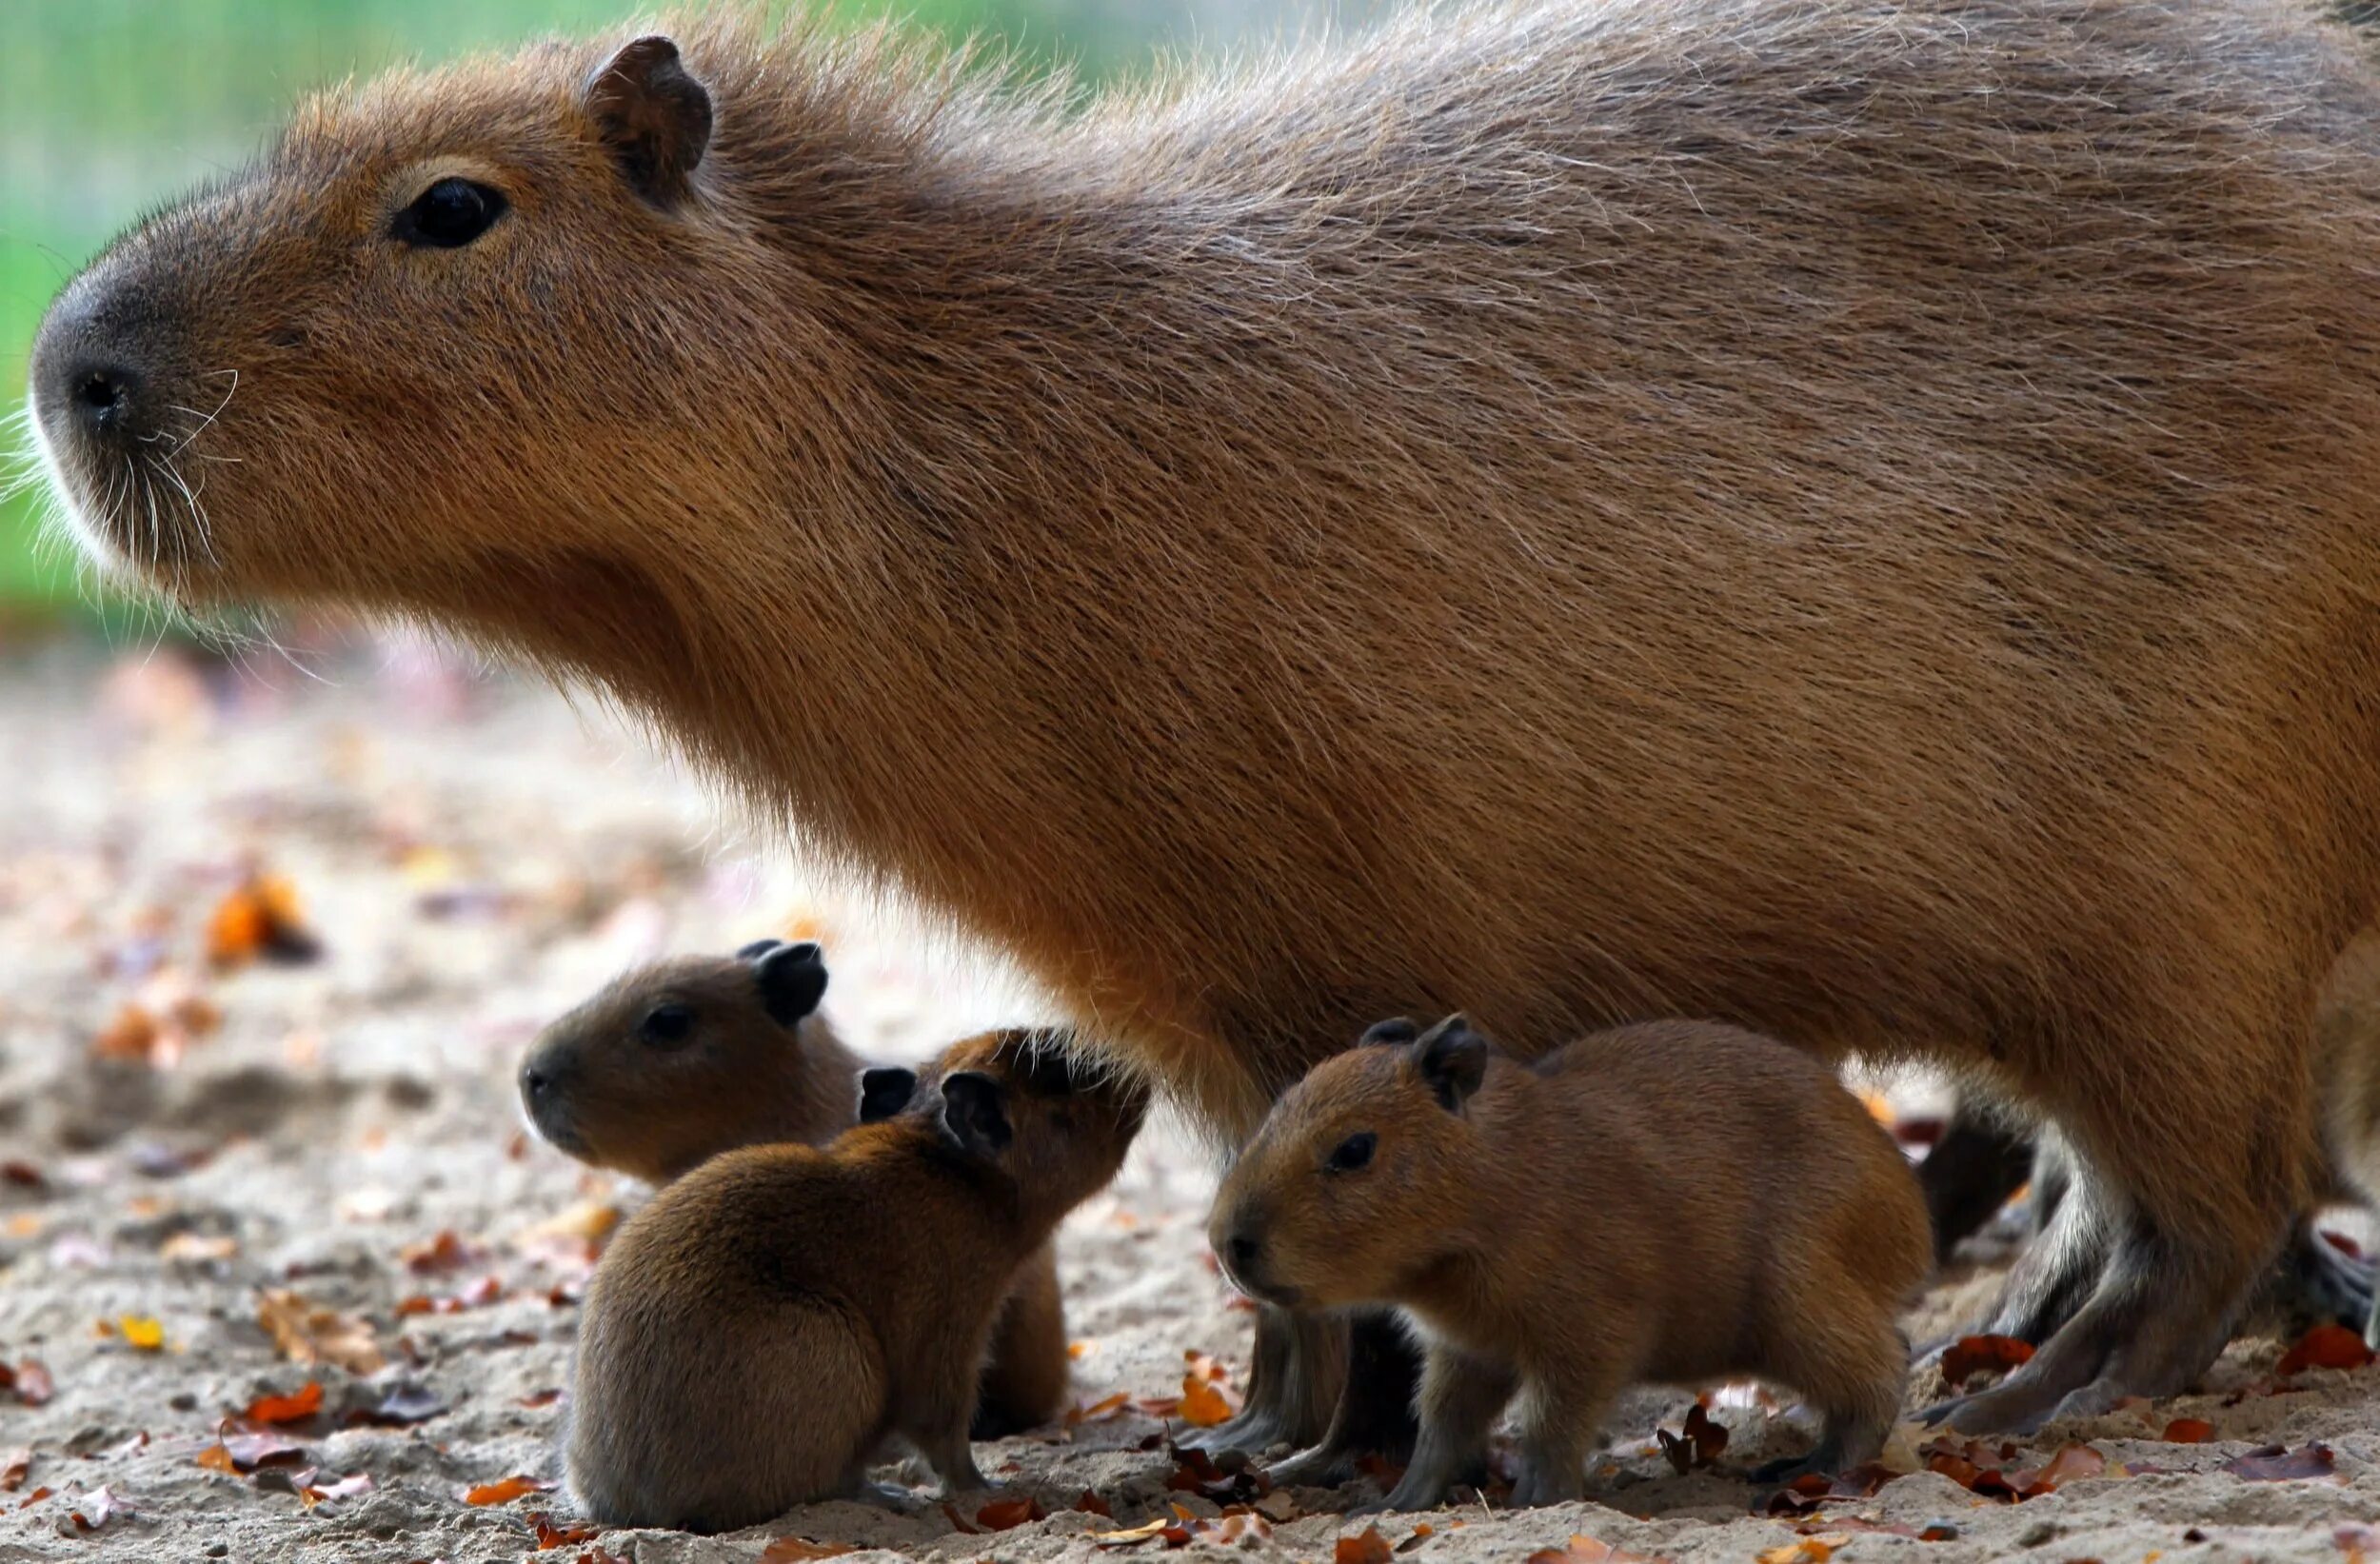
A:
[858,1066,917,1124]
[1359,1017,1420,1048]
[735,938,783,960]
[1412,1014,1489,1112]
[585,35,712,208]
[756,941,828,1026]
[940,1071,1014,1158]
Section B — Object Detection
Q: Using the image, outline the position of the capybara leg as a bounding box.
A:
[1919,1101,2036,1262]
[2252,1217,2373,1336]
[1266,1310,1421,1484]
[1963,1156,2111,1345]
[1757,1323,1907,1482]
[1508,1367,1615,1508]
[1185,1305,1345,1456]
[1365,1344,1514,1513]
[972,1243,1070,1437]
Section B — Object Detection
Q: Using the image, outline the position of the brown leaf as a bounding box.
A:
[2006,1443,2106,1492]
[11,1361,52,1407]
[221,1429,307,1472]
[402,1230,481,1275]
[243,1381,324,1425]
[976,1496,1045,1530]
[1338,1525,1395,1564]
[1396,1523,1436,1554]
[2277,1325,2376,1376]
[1179,1375,1240,1427]
[2,1161,44,1188]
[194,1442,237,1475]
[256,1290,386,1376]
[1938,1336,2035,1391]
[760,1541,855,1563]
[1522,1536,1668,1564]
[531,1514,601,1551]
[1755,1544,1833,1564]
[464,1474,551,1505]
[1183,1512,1273,1548]
[206,874,321,969]
[0,1448,29,1493]
[1075,1489,1116,1518]
[2161,1418,2215,1444]
[2220,1442,2341,1482]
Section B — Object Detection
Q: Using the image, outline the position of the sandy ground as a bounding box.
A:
[2,641,2378,1564]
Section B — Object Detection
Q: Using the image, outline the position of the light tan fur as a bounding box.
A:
[564,1027,1142,1532]
[31,0,2380,1426]
[1211,1017,1930,1509]
[520,940,1075,1434]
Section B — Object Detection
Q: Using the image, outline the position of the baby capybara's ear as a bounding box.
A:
[1411,1014,1488,1112]
[940,1072,1015,1158]
[585,34,712,208]
[858,1066,918,1123]
[753,941,828,1027]
[1359,1017,1420,1048]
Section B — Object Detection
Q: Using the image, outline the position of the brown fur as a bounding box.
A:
[32,0,2380,1423]
[564,1027,1141,1532]
[1211,1017,1930,1509]
[519,940,1075,1434]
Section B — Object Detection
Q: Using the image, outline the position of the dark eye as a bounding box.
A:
[394,178,508,248]
[639,1003,695,1049]
[1327,1132,1376,1172]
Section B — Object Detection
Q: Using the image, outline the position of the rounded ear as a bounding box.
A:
[585,34,712,208]
[940,1071,1014,1158]
[756,940,828,1027]
[1359,1017,1420,1048]
[734,938,783,960]
[858,1066,918,1124]
[1412,1014,1488,1112]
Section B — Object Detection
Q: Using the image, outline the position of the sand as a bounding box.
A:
[1,641,2375,1564]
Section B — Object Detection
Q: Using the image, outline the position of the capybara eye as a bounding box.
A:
[639,1002,695,1048]
[393,177,508,248]
[1327,1132,1376,1172]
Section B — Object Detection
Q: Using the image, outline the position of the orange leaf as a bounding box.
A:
[194,1442,236,1475]
[464,1475,549,1506]
[256,1290,385,1376]
[2276,1324,2376,1376]
[116,1316,165,1351]
[0,1448,27,1493]
[1755,1544,1833,1564]
[243,1381,324,1425]
[1523,1536,1668,1564]
[1067,1391,1131,1426]
[530,1514,601,1550]
[976,1497,1044,1530]
[1938,1336,2034,1391]
[1075,1490,1115,1518]
[760,1540,856,1562]
[2161,1418,2214,1444]
[1337,1525,1395,1564]
[1179,1374,1241,1428]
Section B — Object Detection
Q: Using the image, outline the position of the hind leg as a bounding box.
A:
[1920,1100,2037,1261]
[1183,1305,1346,1456]
[1754,1319,1907,1484]
[1928,1001,2311,1434]
[1265,1309,1421,1484]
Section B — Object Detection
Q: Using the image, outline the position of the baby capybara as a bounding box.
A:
[519,938,1073,1435]
[565,1028,1142,1532]
[1212,1016,1929,1509]
[34,0,2380,1437]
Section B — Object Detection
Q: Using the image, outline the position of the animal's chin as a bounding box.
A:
[22,393,135,582]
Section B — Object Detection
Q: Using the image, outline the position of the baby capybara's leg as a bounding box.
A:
[1755,1320,1909,1483]
[1934,1000,2316,1434]
[1373,1344,1515,1512]
[971,1242,1069,1437]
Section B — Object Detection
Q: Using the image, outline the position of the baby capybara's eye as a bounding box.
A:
[1327,1132,1376,1172]
[393,178,509,248]
[638,1002,695,1049]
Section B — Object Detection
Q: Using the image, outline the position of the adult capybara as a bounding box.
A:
[28,0,2380,1440]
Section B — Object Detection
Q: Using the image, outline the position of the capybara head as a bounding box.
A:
[861,1028,1145,1218]
[519,940,834,1182]
[24,26,807,623]
[1209,1014,1491,1310]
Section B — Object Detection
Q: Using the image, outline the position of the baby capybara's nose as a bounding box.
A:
[1223,1229,1262,1279]
[32,276,162,450]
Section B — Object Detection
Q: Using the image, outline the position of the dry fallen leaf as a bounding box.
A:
[302,1472,374,1508]
[1179,1375,1240,1427]
[529,1513,601,1550]
[1091,1517,1174,1549]
[1755,1543,1833,1564]
[1075,1489,1116,1518]
[2276,1324,2376,1376]
[66,1485,129,1534]
[402,1230,483,1275]
[1937,1335,2035,1391]
[1338,1525,1395,1564]
[219,1428,307,1472]
[194,1442,237,1475]
[976,1496,1045,1530]
[760,1540,855,1563]
[2220,1442,2341,1482]
[0,1361,51,1407]
[0,1448,29,1494]
[465,1474,552,1506]
[243,1381,323,1425]
[114,1315,165,1352]
[159,1233,238,1263]
[257,1290,386,1376]
[2161,1418,2214,1444]
[1522,1535,1668,1564]
[206,873,321,969]
[1067,1391,1132,1427]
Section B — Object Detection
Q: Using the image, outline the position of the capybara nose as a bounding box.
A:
[520,1063,552,1099]
[1225,1231,1261,1277]
[32,278,160,449]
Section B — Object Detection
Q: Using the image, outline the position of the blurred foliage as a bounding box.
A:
[0,0,1179,615]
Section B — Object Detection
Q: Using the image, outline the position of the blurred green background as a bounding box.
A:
[0,0,1287,621]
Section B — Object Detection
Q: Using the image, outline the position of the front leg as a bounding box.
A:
[1266,1309,1421,1485]
[897,1354,995,1498]
[1362,1340,1515,1513]
[1184,1304,1347,1456]
[1509,1361,1621,1508]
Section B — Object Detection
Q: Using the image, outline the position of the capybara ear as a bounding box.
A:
[1359,1017,1420,1048]
[755,940,828,1026]
[734,938,783,960]
[940,1071,1015,1158]
[1412,1014,1487,1112]
[858,1066,917,1123]
[585,35,712,208]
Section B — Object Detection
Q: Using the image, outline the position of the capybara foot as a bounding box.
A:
[1265,1439,1358,1488]
[2254,1218,2373,1335]
[1971,1176,2111,1346]
[1180,1307,1343,1455]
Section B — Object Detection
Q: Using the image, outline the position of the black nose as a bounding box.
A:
[32,275,162,448]
[521,1064,551,1098]
[1226,1232,1261,1275]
